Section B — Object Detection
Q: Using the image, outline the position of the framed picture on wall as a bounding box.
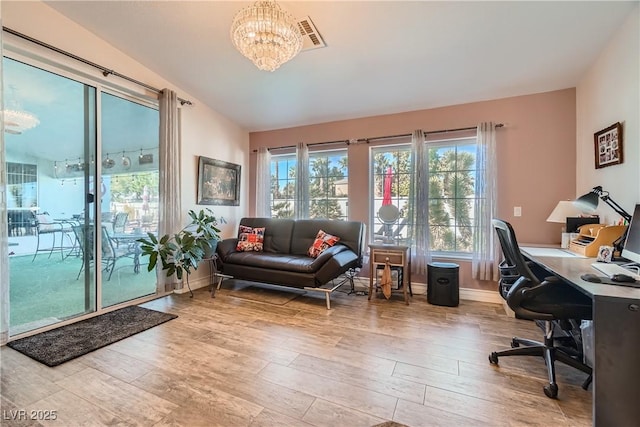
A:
[594,122,623,169]
[197,156,241,206]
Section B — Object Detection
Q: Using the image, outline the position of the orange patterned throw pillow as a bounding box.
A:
[236,225,265,252]
[308,230,340,258]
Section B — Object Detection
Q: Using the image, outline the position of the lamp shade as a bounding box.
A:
[574,187,601,212]
[546,201,584,223]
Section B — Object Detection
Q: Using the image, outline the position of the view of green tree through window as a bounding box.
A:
[270,155,296,218]
[371,137,478,254]
[309,150,348,220]
[428,138,477,252]
[270,150,348,220]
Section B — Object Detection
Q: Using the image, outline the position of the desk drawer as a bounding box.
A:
[372,251,404,265]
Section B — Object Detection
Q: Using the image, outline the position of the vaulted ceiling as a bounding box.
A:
[34,1,640,131]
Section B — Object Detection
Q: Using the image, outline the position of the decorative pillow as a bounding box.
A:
[308,230,340,258]
[236,225,265,252]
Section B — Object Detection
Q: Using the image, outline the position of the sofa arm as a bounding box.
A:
[310,244,349,267]
[217,238,238,261]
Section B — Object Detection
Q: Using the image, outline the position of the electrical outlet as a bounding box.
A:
[514,206,522,217]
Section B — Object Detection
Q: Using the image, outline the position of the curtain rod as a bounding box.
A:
[3,26,193,106]
[252,123,504,152]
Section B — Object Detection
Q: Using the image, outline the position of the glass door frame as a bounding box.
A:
[3,43,163,341]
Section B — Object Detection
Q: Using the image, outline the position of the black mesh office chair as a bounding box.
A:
[489,218,593,398]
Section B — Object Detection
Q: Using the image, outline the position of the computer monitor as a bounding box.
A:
[621,204,640,264]
[566,216,600,233]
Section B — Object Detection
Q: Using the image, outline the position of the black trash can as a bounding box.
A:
[427,262,459,307]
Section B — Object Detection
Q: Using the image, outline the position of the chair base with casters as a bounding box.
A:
[489,317,593,398]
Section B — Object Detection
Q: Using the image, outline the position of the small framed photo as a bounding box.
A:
[594,122,623,169]
[597,245,613,263]
[197,156,241,206]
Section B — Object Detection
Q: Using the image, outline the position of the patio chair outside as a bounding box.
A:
[32,213,74,262]
[72,224,137,281]
[112,212,128,233]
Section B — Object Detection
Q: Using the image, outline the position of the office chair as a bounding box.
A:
[489,219,593,398]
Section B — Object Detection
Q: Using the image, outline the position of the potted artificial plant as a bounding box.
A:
[138,208,224,295]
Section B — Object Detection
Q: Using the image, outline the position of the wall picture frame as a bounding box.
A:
[594,122,623,169]
[197,156,241,206]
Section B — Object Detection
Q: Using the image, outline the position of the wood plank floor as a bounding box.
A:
[1,281,592,426]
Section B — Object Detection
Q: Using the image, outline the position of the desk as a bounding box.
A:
[521,247,640,426]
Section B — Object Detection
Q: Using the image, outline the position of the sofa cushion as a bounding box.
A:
[239,218,294,253]
[224,244,349,274]
[307,230,340,258]
[236,225,265,252]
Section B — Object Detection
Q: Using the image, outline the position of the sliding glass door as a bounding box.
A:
[100,91,158,307]
[3,55,161,336]
[5,57,97,335]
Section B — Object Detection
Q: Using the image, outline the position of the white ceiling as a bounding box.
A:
[43,1,637,132]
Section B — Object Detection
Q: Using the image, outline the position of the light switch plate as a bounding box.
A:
[514,206,522,217]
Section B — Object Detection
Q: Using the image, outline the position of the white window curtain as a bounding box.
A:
[158,89,182,292]
[256,147,272,217]
[408,129,431,274]
[472,122,499,281]
[294,142,309,219]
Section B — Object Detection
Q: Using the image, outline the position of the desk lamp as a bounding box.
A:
[574,186,632,254]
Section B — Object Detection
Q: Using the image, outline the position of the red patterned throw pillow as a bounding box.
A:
[236,225,265,252]
[308,230,340,258]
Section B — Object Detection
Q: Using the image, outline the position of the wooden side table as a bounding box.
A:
[368,244,411,305]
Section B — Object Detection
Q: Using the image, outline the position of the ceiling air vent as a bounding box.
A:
[297,16,326,51]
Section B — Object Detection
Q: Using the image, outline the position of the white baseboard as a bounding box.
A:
[176,274,502,304]
[357,277,502,304]
[173,276,210,294]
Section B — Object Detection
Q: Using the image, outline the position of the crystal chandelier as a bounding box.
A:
[230,0,303,72]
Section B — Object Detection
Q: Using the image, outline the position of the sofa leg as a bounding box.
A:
[305,284,340,310]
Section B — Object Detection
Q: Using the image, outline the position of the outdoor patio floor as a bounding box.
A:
[8,238,156,335]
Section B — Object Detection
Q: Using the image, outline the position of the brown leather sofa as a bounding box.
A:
[216,217,365,309]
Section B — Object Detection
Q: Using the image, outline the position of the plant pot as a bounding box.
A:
[204,239,219,259]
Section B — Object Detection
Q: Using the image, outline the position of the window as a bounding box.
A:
[270,149,348,220]
[427,137,477,253]
[7,162,38,209]
[309,150,348,220]
[270,154,296,218]
[371,136,478,255]
[372,146,412,243]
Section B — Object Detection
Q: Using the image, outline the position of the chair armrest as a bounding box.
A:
[506,276,555,321]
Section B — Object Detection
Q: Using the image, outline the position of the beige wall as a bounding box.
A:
[250,89,577,290]
[577,6,639,223]
[3,1,250,287]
